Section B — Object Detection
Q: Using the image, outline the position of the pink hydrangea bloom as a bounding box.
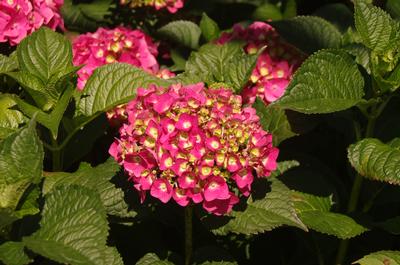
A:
[109,83,279,215]
[120,0,184,13]
[72,26,161,90]
[0,0,64,45]
[218,21,305,105]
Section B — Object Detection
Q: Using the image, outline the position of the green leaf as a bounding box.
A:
[0,54,18,74]
[313,3,354,32]
[212,179,307,235]
[0,121,43,205]
[24,185,123,265]
[377,216,400,235]
[158,20,202,50]
[16,27,73,110]
[254,98,296,145]
[292,192,367,239]
[200,13,220,42]
[271,16,342,54]
[354,0,400,52]
[224,48,263,92]
[348,138,400,185]
[0,94,26,139]
[78,63,170,116]
[270,160,300,178]
[170,49,187,71]
[282,0,297,19]
[17,27,73,85]
[61,0,112,32]
[0,242,31,265]
[136,253,174,265]
[387,0,400,19]
[355,251,400,265]
[252,3,283,21]
[13,84,75,139]
[43,158,135,218]
[343,43,371,74]
[185,43,244,84]
[0,121,43,228]
[274,49,365,114]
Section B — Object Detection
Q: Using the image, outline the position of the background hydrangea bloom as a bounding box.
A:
[218,22,305,105]
[120,0,184,13]
[0,0,64,45]
[109,83,279,215]
[72,26,161,90]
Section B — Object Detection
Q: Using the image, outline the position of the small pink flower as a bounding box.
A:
[173,188,190,206]
[150,178,173,203]
[203,193,239,216]
[203,176,230,201]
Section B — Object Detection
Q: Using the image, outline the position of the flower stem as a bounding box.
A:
[51,137,62,171]
[185,206,193,265]
[335,103,382,264]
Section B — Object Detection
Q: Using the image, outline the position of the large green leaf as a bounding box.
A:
[43,158,135,218]
[0,121,43,228]
[136,253,174,265]
[0,121,43,207]
[292,192,367,239]
[212,179,307,235]
[355,251,400,265]
[185,43,244,85]
[17,27,73,85]
[0,242,31,265]
[24,185,123,265]
[274,49,365,114]
[348,138,400,185]
[200,13,220,42]
[78,63,170,116]
[0,94,26,139]
[254,98,296,145]
[16,27,74,110]
[354,0,400,52]
[158,20,201,50]
[271,16,342,54]
[0,54,18,74]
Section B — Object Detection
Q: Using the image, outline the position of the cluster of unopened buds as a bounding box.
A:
[218,22,305,105]
[109,83,279,215]
[119,0,184,13]
[0,0,64,45]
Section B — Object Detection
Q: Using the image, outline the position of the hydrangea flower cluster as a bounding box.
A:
[0,0,64,45]
[218,22,305,105]
[119,0,184,13]
[72,26,162,90]
[109,83,279,215]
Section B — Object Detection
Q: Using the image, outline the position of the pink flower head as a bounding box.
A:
[0,0,64,46]
[217,21,306,105]
[72,26,160,91]
[110,83,279,215]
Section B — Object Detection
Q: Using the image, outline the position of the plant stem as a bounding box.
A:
[51,137,62,171]
[185,206,193,265]
[335,101,385,264]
